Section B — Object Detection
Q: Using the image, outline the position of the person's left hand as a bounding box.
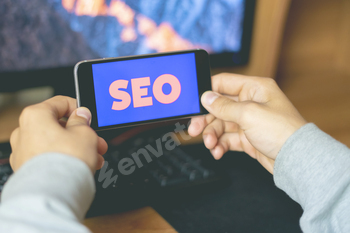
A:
[9,96,107,173]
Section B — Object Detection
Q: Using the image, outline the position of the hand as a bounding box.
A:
[188,73,307,174]
[9,96,107,173]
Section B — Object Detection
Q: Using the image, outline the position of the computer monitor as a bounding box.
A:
[0,0,255,94]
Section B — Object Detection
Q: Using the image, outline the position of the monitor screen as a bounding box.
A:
[0,0,255,74]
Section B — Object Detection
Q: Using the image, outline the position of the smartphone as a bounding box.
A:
[74,49,211,131]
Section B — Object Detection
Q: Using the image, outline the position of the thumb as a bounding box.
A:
[66,107,92,128]
[201,91,244,123]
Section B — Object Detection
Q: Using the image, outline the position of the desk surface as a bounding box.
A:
[84,207,176,233]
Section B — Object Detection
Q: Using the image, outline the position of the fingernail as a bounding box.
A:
[202,91,219,106]
[76,107,91,123]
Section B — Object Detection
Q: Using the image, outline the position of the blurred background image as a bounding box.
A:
[0,0,245,72]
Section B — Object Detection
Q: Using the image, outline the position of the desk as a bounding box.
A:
[0,105,24,142]
[84,207,176,233]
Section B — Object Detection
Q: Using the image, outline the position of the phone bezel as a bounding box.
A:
[74,49,211,131]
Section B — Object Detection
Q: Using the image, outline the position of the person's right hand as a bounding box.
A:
[188,73,307,174]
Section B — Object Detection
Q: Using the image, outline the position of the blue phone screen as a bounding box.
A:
[92,53,200,127]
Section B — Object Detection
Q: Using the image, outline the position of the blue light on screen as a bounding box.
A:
[92,53,200,127]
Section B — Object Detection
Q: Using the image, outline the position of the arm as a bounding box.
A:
[0,153,94,233]
[275,123,350,232]
[188,73,350,232]
[0,96,108,232]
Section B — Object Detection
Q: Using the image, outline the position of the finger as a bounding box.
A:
[224,121,240,133]
[202,119,224,150]
[212,73,258,97]
[223,94,239,102]
[42,96,77,119]
[9,128,19,147]
[97,137,108,155]
[210,133,243,160]
[96,154,105,170]
[220,133,244,152]
[188,116,205,137]
[9,128,20,171]
[201,91,257,124]
[9,153,15,171]
[201,91,239,122]
[188,114,216,137]
[202,119,240,149]
[19,96,77,127]
[210,144,225,160]
[65,107,91,128]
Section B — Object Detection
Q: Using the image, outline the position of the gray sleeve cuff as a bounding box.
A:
[273,123,350,208]
[1,153,95,221]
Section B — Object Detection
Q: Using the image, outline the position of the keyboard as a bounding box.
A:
[0,142,12,193]
[87,130,229,217]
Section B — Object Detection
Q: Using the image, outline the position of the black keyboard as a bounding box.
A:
[87,131,229,217]
[0,142,12,193]
[107,144,217,189]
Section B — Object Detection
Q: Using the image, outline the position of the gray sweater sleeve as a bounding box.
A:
[0,153,94,233]
[274,123,350,232]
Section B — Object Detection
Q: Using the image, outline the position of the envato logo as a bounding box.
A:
[98,122,193,188]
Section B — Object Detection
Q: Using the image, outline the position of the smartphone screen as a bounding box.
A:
[75,49,211,131]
